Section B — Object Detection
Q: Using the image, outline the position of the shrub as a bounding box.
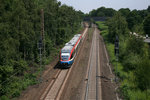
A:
[135,59,150,91]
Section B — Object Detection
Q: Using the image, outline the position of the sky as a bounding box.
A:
[58,0,150,13]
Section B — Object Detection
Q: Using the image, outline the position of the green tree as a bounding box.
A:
[126,10,142,32]
[121,36,145,72]
[135,59,150,92]
[147,5,150,13]
[119,8,130,17]
[107,12,128,42]
[89,7,116,17]
[126,36,144,55]
[143,15,150,36]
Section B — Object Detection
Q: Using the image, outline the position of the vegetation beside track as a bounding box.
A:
[96,20,150,100]
[0,0,84,99]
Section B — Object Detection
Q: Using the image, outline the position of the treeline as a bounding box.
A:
[89,6,150,36]
[89,7,116,17]
[0,0,83,99]
[95,6,150,99]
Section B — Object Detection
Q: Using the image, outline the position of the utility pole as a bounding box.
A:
[37,9,44,83]
[38,37,43,82]
[115,35,119,82]
[41,9,45,57]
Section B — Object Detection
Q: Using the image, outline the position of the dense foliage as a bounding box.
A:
[107,13,129,42]
[0,0,83,99]
[90,6,150,36]
[96,6,150,99]
[143,15,150,36]
[89,7,116,17]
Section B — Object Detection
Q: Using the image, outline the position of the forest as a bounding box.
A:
[0,0,83,99]
[94,6,150,99]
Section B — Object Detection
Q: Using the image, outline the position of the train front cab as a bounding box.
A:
[60,50,76,68]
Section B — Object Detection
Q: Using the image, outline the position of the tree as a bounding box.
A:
[119,8,130,17]
[135,59,150,93]
[122,36,144,71]
[126,36,144,55]
[147,5,150,13]
[107,12,128,42]
[143,15,150,36]
[126,10,142,31]
[89,7,116,17]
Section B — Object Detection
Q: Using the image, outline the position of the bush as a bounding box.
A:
[135,59,150,91]
[122,53,140,71]
[126,36,144,55]
[120,83,130,100]
[0,95,10,100]
[11,60,28,75]
[128,89,150,100]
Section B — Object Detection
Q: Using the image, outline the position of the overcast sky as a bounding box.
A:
[58,0,150,13]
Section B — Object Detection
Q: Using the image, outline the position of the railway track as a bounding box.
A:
[39,27,88,100]
[40,68,71,100]
[85,26,102,100]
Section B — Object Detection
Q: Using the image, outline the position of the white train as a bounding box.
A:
[59,34,82,67]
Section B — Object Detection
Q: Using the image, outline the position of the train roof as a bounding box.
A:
[61,45,73,53]
[74,34,81,37]
[61,34,81,53]
[65,34,81,46]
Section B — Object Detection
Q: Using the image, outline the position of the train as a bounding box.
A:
[59,34,82,68]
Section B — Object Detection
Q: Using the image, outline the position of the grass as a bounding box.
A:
[96,21,108,31]
[105,39,127,80]
[96,21,150,100]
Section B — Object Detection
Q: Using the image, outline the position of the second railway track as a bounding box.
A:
[85,25,102,100]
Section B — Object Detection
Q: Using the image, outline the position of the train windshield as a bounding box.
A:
[61,53,70,61]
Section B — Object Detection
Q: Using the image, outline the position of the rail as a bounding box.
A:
[85,26,102,100]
